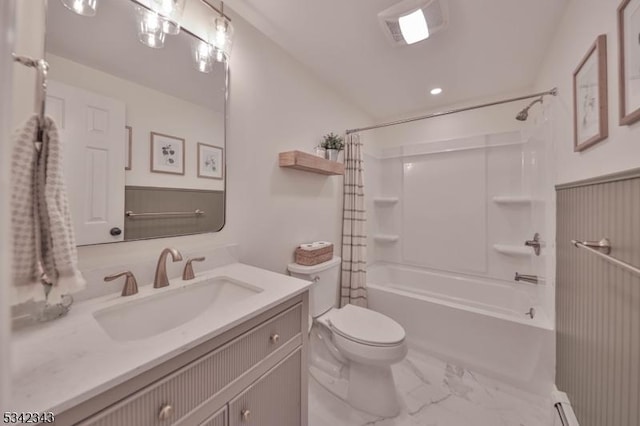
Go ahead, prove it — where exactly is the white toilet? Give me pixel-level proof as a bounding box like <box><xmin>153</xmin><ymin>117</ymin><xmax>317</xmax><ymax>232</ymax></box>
<box><xmin>288</xmin><ymin>256</ymin><xmax>407</xmax><ymax>417</ymax></box>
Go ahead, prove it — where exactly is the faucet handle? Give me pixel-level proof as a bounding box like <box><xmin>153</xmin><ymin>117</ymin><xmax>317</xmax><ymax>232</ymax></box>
<box><xmin>183</xmin><ymin>257</ymin><xmax>206</xmax><ymax>280</ymax></box>
<box><xmin>104</xmin><ymin>271</ymin><xmax>139</xmax><ymax>297</ymax></box>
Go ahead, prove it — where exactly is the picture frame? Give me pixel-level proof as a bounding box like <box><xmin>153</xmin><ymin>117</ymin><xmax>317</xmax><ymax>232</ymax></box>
<box><xmin>618</xmin><ymin>0</ymin><xmax>640</xmax><ymax>125</ymax></box>
<box><xmin>125</xmin><ymin>126</ymin><xmax>132</xmax><ymax>170</ymax></box>
<box><xmin>573</xmin><ymin>34</ymin><xmax>608</xmax><ymax>152</ymax></box>
<box><xmin>150</xmin><ymin>132</ymin><xmax>185</xmax><ymax>175</ymax></box>
<box><xmin>197</xmin><ymin>143</ymin><xmax>223</xmax><ymax>180</ymax></box>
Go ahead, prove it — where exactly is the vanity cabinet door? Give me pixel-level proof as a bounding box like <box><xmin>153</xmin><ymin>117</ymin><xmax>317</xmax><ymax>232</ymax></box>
<box><xmin>200</xmin><ymin>406</ymin><xmax>227</xmax><ymax>426</ymax></box>
<box><xmin>229</xmin><ymin>349</ymin><xmax>302</xmax><ymax>426</ymax></box>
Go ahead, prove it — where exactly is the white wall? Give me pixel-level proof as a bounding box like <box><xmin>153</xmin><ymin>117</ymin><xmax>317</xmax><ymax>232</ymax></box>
<box><xmin>227</xmin><ymin>10</ymin><xmax>373</xmax><ymax>273</ymax></box>
<box><xmin>47</xmin><ymin>54</ymin><xmax>225</xmax><ymax>191</ymax></box>
<box><xmin>0</xmin><ymin>0</ymin><xmax>16</xmax><ymax>413</ymax></box>
<box><xmin>535</xmin><ymin>0</ymin><xmax>640</xmax><ymax>184</ymax></box>
<box><xmin>371</xmin><ymin>92</ymin><xmax>531</xmax><ymax>150</ymax></box>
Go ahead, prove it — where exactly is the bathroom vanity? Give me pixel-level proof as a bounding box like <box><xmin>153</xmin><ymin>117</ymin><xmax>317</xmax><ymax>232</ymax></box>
<box><xmin>11</xmin><ymin>262</ymin><xmax>311</xmax><ymax>426</ymax></box>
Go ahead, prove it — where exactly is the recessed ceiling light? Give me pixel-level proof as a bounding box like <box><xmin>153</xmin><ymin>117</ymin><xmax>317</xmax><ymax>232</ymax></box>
<box><xmin>430</xmin><ymin>88</ymin><xmax>443</xmax><ymax>95</ymax></box>
<box><xmin>398</xmin><ymin>9</ymin><xmax>430</xmax><ymax>45</ymax></box>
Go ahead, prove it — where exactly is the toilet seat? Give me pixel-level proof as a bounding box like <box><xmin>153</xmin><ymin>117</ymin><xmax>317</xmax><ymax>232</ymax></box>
<box><xmin>318</xmin><ymin>305</ymin><xmax>405</xmax><ymax>347</ymax></box>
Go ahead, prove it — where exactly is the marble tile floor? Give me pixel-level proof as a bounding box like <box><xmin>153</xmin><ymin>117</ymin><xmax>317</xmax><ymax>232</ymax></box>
<box><xmin>309</xmin><ymin>349</ymin><xmax>556</xmax><ymax>426</ymax></box>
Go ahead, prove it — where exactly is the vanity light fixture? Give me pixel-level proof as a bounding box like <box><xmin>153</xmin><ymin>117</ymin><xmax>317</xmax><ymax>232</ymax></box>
<box><xmin>430</xmin><ymin>87</ymin><xmax>442</xmax><ymax>95</ymax></box>
<box><xmin>60</xmin><ymin>0</ymin><xmax>98</xmax><ymax>17</ymax></box>
<box><xmin>135</xmin><ymin>6</ymin><xmax>166</xmax><ymax>49</ymax></box>
<box><xmin>193</xmin><ymin>40</ymin><xmax>215</xmax><ymax>73</ymax></box>
<box><xmin>150</xmin><ymin>0</ymin><xmax>186</xmax><ymax>35</ymax></box>
<box><xmin>398</xmin><ymin>9</ymin><xmax>429</xmax><ymax>45</ymax></box>
<box><xmin>210</xmin><ymin>2</ymin><xmax>234</xmax><ymax>62</ymax></box>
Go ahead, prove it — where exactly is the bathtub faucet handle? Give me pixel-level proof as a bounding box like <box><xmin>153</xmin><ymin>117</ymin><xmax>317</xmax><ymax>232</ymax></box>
<box><xmin>524</xmin><ymin>233</ymin><xmax>542</xmax><ymax>256</ymax></box>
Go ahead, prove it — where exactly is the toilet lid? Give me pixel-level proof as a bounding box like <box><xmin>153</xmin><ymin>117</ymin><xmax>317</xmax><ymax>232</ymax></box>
<box><xmin>325</xmin><ymin>304</ymin><xmax>405</xmax><ymax>346</ymax></box>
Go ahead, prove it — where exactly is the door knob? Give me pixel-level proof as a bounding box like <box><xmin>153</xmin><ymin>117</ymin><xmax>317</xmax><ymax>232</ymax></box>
<box><xmin>110</xmin><ymin>227</ymin><xmax>122</xmax><ymax>236</ymax></box>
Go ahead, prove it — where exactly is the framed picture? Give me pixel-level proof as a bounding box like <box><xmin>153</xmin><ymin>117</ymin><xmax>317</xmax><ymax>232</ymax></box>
<box><xmin>618</xmin><ymin>0</ymin><xmax>640</xmax><ymax>125</ymax></box>
<box><xmin>573</xmin><ymin>34</ymin><xmax>608</xmax><ymax>152</ymax></box>
<box><xmin>197</xmin><ymin>143</ymin><xmax>223</xmax><ymax>180</ymax></box>
<box><xmin>125</xmin><ymin>126</ymin><xmax>132</xmax><ymax>170</ymax></box>
<box><xmin>150</xmin><ymin>132</ymin><xmax>185</xmax><ymax>175</ymax></box>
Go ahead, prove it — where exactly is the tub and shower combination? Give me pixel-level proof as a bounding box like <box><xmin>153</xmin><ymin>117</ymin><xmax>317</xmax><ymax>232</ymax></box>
<box><xmin>367</xmin><ymin>262</ymin><xmax>554</xmax><ymax>394</ymax></box>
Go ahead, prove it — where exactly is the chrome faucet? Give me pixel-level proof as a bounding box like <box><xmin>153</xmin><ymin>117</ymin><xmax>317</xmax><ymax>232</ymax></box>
<box><xmin>154</xmin><ymin>248</ymin><xmax>183</xmax><ymax>288</ymax></box>
<box><xmin>514</xmin><ymin>273</ymin><xmax>539</xmax><ymax>285</ymax></box>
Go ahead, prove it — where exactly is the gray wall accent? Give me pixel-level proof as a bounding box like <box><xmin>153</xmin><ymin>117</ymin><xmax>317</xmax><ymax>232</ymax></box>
<box><xmin>124</xmin><ymin>186</ymin><xmax>224</xmax><ymax>240</ymax></box>
<box><xmin>556</xmin><ymin>170</ymin><xmax>640</xmax><ymax>426</ymax></box>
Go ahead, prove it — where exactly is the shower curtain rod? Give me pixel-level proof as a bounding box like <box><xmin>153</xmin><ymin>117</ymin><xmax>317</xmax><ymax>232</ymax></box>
<box><xmin>345</xmin><ymin>87</ymin><xmax>558</xmax><ymax>135</ymax></box>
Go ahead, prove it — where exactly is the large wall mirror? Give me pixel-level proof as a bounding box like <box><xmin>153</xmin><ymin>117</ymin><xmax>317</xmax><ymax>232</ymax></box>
<box><xmin>44</xmin><ymin>0</ymin><xmax>227</xmax><ymax>245</ymax></box>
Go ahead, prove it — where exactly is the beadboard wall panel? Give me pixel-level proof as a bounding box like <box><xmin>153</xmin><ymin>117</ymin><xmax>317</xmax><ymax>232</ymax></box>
<box><xmin>556</xmin><ymin>169</ymin><xmax>640</xmax><ymax>426</ymax></box>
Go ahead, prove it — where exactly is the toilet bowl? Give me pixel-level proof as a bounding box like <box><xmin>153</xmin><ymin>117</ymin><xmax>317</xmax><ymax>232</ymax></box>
<box><xmin>288</xmin><ymin>256</ymin><xmax>407</xmax><ymax>417</ymax></box>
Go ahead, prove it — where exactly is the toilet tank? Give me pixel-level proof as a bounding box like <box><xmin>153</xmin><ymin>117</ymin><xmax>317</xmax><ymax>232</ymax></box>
<box><xmin>287</xmin><ymin>256</ymin><xmax>341</xmax><ymax>317</ymax></box>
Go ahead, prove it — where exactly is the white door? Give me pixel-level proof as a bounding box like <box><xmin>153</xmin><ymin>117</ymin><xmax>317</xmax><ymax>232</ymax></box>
<box><xmin>46</xmin><ymin>80</ymin><xmax>126</xmax><ymax>245</ymax></box>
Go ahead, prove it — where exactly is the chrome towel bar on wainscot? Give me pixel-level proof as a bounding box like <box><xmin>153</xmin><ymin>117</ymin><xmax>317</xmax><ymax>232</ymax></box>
<box><xmin>125</xmin><ymin>209</ymin><xmax>205</xmax><ymax>218</ymax></box>
<box><xmin>571</xmin><ymin>238</ymin><xmax>640</xmax><ymax>277</ymax></box>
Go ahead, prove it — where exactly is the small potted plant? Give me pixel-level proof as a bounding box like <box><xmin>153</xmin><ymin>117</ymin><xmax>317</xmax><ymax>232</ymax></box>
<box><xmin>320</xmin><ymin>132</ymin><xmax>344</xmax><ymax>161</ymax></box>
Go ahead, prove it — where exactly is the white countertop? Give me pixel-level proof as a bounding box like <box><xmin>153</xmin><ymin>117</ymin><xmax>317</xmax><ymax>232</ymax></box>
<box><xmin>10</xmin><ymin>262</ymin><xmax>312</xmax><ymax>414</ymax></box>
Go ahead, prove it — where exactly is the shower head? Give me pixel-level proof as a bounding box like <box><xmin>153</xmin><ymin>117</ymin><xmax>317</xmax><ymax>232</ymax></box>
<box><xmin>516</xmin><ymin>97</ymin><xmax>544</xmax><ymax>121</ymax></box>
<box><xmin>515</xmin><ymin>109</ymin><xmax>529</xmax><ymax>122</ymax></box>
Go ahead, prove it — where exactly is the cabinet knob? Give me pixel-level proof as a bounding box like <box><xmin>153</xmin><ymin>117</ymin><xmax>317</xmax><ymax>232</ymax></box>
<box><xmin>241</xmin><ymin>409</ymin><xmax>251</xmax><ymax>421</ymax></box>
<box><xmin>158</xmin><ymin>404</ymin><xmax>174</xmax><ymax>421</ymax></box>
<box><xmin>270</xmin><ymin>333</ymin><xmax>280</xmax><ymax>344</ymax></box>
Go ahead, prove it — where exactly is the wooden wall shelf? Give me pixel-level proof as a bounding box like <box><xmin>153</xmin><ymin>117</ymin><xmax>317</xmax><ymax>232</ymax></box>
<box><xmin>279</xmin><ymin>151</ymin><xmax>344</xmax><ymax>176</ymax></box>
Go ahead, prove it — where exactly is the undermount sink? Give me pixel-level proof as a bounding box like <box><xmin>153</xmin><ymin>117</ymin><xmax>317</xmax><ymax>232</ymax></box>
<box><xmin>93</xmin><ymin>277</ymin><xmax>262</xmax><ymax>341</ymax></box>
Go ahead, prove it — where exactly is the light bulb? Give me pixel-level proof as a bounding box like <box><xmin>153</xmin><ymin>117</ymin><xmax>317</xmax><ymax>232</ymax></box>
<box><xmin>60</xmin><ymin>0</ymin><xmax>98</xmax><ymax>17</ymax></box>
<box><xmin>210</xmin><ymin>15</ymin><xmax>234</xmax><ymax>61</ymax></box>
<box><xmin>193</xmin><ymin>40</ymin><xmax>214</xmax><ymax>73</ymax></box>
<box><xmin>150</xmin><ymin>0</ymin><xmax>186</xmax><ymax>35</ymax></box>
<box><xmin>136</xmin><ymin>6</ymin><xmax>166</xmax><ymax>49</ymax></box>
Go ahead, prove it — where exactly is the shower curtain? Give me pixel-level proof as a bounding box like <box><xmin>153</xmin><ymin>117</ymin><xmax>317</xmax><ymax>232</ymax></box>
<box><xmin>340</xmin><ymin>133</ymin><xmax>368</xmax><ymax>308</ymax></box>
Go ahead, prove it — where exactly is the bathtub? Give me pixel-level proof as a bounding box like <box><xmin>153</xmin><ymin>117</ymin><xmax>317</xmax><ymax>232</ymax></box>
<box><xmin>367</xmin><ymin>262</ymin><xmax>555</xmax><ymax>394</ymax></box>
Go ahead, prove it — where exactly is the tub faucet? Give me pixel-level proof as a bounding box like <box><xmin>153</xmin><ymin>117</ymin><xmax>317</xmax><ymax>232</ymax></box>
<box><xmin>524</xmin><ymin>233</ymin><xmax>542</xmax><ymax>256</ymax></box>
<box><xmin>154</xmin><ymin>248</ymin><xmax>183</xmax><ymax>288</ymax></box>
<box><xmin>514</xmin><ymin>273</ymin><xmax>538</xmax><ymax>284</ymax></box>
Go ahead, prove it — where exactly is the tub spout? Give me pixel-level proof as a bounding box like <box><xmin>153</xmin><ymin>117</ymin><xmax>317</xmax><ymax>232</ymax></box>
<box><xmin>515</xmin><ymin>273</ymin><xmax>538</xmax><ymax>284</ymax></box>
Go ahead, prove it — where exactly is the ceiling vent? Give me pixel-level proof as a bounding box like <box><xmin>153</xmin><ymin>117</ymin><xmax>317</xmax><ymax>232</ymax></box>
<box><xmin>378</xmin><ymin>0</ymin><xmax>448</xmax><ymax>47</ymax></box>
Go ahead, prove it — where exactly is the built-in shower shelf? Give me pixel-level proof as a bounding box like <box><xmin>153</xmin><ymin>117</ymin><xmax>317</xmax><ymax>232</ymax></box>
<box><xmin>373</xmin><ymin>197</ymin><xmax>399</xmax><ymax>205</ymax></box>
<box><xmin>374</xmin><ymin>234</ymin><xmax>400</xmax><ymax>243</ymax></box>
<box><xmin>278</xmin><ymin>151</ymin><xmax>344</xmax><ymax>175</ymax></box>
<box><xmin>492</xmin><ymin>244</ymin><xmax>532</xmax><ymax>256</ymax></box>
<box><xmin>492</xmin><ymin>196</ymin><xmax>533</xmax><ymax>205</ymax></box>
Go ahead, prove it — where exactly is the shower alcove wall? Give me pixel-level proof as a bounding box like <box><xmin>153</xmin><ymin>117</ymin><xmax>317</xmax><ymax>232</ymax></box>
<box><xmin>369</xmin><ymin>130</ymin><xmax>540</xmax><ymax>282</ymax></box>
<box><xmin>363</xmin><ymin>123</ymin><xmax>555</xmax><ymax>394</ymax></box>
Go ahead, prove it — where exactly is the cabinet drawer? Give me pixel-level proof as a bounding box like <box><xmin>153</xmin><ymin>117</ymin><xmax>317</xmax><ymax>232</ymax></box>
<box><xmin>79</xmin><ymin>303</ymin><xmax>302</xmax><ymax>426</ymax></box>
<box><xmin>199</xmin><ymin>406</ymin><xmax>227</xmax><ymax>426</ymax></box>
<box><xmin>229</xmin><ymin>349</ymin><xmax>302</xmax><ymax>426</ymax></box>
